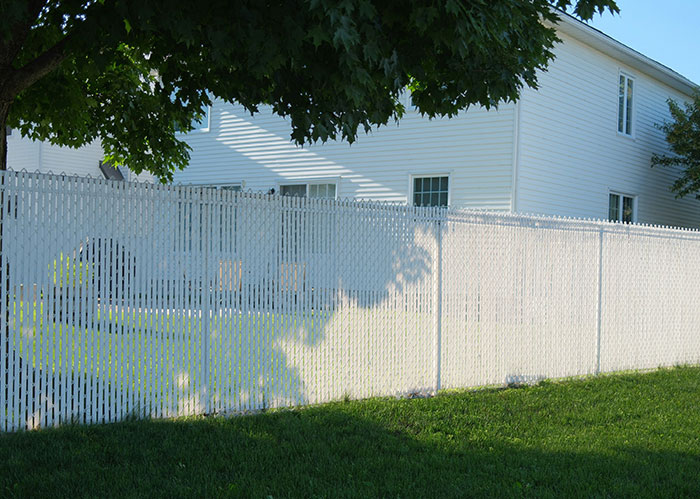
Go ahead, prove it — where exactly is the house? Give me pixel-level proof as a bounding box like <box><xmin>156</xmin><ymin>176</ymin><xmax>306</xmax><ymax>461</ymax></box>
<box><xmin>171</xmin><ymin>12</ymin><xmax>700</xmax><ymax>228</ymax></box>
<box><xmin>5</xmin><ymin>130</ymin><xmax>155</xmax><ymax>182</ymax></box>
<box><xmin>6</xmin><ymin>12</ymin><xmax>696</xmax><ymax>227</ymax></box>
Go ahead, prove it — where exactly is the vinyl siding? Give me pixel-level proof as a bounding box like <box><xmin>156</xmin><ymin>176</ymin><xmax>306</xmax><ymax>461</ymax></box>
<box><xmin>6</xmin><ymin>133</ymin><xmax>155</xmax><ymax>182</ymax></box>
<box><xmin>516</xmin><ymin>31</ymin><xmax>700</xmax><ymax>227</ymax></box>
<box><xmin>173</xmin><ymin>100</ymin><xmax>515</xmax><ymax>210</ymax></box>
<box><xmin>36</xmin><ymin>140</ymin><xmax>104</xmax><ymax>176</ymax></box>
<box><xmin>5</xmin><ymin>132</ymin><xmax>40</xmax><ymax>171</ymax></box>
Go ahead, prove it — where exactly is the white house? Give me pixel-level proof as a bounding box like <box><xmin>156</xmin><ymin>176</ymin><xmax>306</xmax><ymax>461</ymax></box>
<box><xmin>6</xmin><ymin>12</ymin><xmax>698</xmax><ymax>227</ymax></box>
<box><xmin>170</xmin><ymin>12</ymin><xmax>700</xmax><ymax>228</ymax></box>
<box><xmin>5</xmin><ymin>131</ymin><xmax>154</xmax><ymax>182</ymax></box>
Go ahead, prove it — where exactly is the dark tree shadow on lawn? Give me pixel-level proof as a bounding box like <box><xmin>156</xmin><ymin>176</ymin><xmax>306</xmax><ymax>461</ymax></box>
<box><xmin>1</xmin><ymin>400</ymin><xmax>699</xmax><ymax>498</ymax></box>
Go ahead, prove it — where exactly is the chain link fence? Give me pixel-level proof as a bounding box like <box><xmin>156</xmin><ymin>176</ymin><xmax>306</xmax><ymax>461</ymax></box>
<box><xmin>2</xmin><ymin>170</ymin><xmax>700</xmax><ymax>431</ymax></box>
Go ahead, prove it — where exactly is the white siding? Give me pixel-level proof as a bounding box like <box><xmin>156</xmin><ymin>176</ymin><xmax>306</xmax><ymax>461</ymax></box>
<box><xmin>5</xmin><ymin>132</ymin><xmax>40</xmax><ymax>171</ymax></box>
<box><xmin>516</xmin><ymin>32</ymin><xmax>700</xmax><ymax>227</ymax></box>
<box><xmin>6</xmin><ymin>133</ymin><xmax>155</xmax><ymax>182</ymax></box>
<box><xmin>36</xmin><ymin>140</ymin><xmax>104</xmax><ymax>176</ymax></box>
<box><xmin>173</xmin><ymin>99</ymin><xmax>515</xmax><ymax>210</ymax></box>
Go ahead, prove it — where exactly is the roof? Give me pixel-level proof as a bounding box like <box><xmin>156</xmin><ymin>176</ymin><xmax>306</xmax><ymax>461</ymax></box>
<box><xmin>551</xmin><ymin>11</ymin><xmax>698</xmax><ymax>96</ymax></box>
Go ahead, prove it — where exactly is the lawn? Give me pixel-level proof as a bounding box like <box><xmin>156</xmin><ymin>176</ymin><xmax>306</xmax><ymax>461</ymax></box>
<box><xmin>2</xmin><ymin>367</ymin><xmax>700</xmax><ymax>497</ymax></box>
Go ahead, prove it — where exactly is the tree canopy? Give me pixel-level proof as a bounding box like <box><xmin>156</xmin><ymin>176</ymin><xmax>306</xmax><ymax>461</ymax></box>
<box><xmin>652</xmin><ymin>93</ymin><xmax>700</xmax><ymax>198</ymax></box>
<box><xmin>0</xmin><ymin>0</ymin><xmax>618</xmax><ymax>180</ymax></box>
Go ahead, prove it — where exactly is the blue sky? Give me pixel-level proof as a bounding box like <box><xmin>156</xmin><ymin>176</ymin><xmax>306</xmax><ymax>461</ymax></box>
<box><xmin>585</xmin><ymin>0</ymin><xmax>700</xmax><ymax>83</ymax></box>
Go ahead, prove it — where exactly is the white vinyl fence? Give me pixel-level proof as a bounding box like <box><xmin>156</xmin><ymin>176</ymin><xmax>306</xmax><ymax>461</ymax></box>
<box><xmin>2</xmin><ymin>170</ymin><xmax>700</xmax><ymax>431</ymax></box>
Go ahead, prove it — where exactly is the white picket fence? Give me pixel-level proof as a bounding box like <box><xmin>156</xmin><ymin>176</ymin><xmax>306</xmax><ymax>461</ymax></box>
<box><xmin>2</xmin><ymin>170</ymin><xmax>700</xmax><ymax>431</ymax></box>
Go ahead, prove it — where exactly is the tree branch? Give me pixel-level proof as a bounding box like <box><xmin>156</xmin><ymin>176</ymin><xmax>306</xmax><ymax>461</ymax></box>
<box><xmin>0</xmin><ymin>0</ymin><xmax>49</xmax><ymax>66</ymax></box>
<box><xmin>1</xmin><ymin>33</ymin><xmax>73</xmax><ymax>100</ymax></box>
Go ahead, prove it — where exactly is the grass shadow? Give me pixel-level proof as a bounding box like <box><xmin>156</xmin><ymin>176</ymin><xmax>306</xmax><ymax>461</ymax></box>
<box><xmin>3</xmin><ymin>368</ymin><xmax>700</xmax><ymax>497</ymax></box>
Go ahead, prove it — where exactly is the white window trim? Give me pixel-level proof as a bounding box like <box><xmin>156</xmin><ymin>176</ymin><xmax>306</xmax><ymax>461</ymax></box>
<box><xmin>617</xmin><ymin>71</ymin><xmax>636</xmax><ymax>139</ymax></box>
<box><xmin>399</xmin><ymin>88</ymin><xmax>417</xmax><ymax>112</ymax></box>
<box><xmin>277</xmin><ymin>179</ymin><xmax>339</xmax><ymax>199</ymax></box>
<box><xmin>202</xmin><ymin>182</ymin><xmax>243</xmax><ymax>190</ymax></box>
<box><xmin>408</xmin><ymin>173</ymin><xmax>452</xmax><ymax>207</ymax></box>
<box><xmin>198</xmin><ymin>106</ymin><xmax>211</xmax><ymax>133</ymax></box>
<box><xmin>609</xmin><ymin>190</ymin><xmax>637</xmax><ymax>223</ymax></box>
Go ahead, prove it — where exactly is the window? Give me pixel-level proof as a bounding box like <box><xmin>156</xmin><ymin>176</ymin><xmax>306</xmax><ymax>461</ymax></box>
<box><xmin>308</xmin><ymin>183</ymin><xmax>335</xmax><ymax>199</ymax></box>
<box><xmin>280</xmin><ymin>183</ymin><xmax>336</xmax><ymax>199</ymax></box>
<box><xmin>5</xmin><ymin>126</ymin><xmax>11</xmax><ymax>136</ymax></box>
<box><xmin>618</xmin><ymin>74</ymin><xmax>634</xmax><ymax>136</ymax></box>
<box><xmin>280</xmin><ymin>184</ymin><xmax>306</xmax><ymax>197</ymax></box>
<box><xmin>412</xmin><ymin>176</ymin><xmax>449</xmax><ymax>207</ymax></box>
<box><xmin>399</xmin><ymin>88</ymin><xmax>417</xmax><ymax>111</ymax></box>
<box><xmin>608</xmin><ymin>192</ymin><xmax>635</xmax><ymax>223</ymax></box>
<box><xmin>205</xmin><ymin>183</ymin><xmax>241</xmax><ymax>192</ymax></box>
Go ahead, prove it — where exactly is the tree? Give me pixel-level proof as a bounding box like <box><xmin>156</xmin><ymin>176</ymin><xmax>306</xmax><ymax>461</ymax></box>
<box><xmin>652</xmin><ymin>93</ymin><xmax>700</xmax><ymax>198</ymax></box>
<box><xmin>0</xmin><ymin>0</ymin><xmax>618</xmax><ymax>180</ymax></box>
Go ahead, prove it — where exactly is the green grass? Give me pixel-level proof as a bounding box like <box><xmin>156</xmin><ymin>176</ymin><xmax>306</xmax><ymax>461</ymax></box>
<box><xmin>2</xmin><ymin>367</ymin><xmax>700</xmax><ymax>497</ymax></box>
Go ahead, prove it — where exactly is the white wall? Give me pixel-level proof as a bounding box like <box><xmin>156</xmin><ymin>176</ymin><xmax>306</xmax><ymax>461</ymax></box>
<box><xmin>173</xmin><ymin>99</ymin><xmax>516</xmax><ymax>211</ymax></box>
<box><xmin>515</xmin><ymin>31</ymin><xmax>700</xmax><ymax>227</ymax></box>
<box><xmin>5</xmin><ymin>131</ymin><xmax>40</xmax><ymax>171</ymax></box>
<box><xmin>6</xmin><ymin>132</ymin><xmax>155</xmax><ymax>182</ymax></box>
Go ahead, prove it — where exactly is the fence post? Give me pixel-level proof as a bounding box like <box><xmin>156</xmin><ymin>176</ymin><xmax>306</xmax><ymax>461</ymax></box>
<box><xmin>595</xmin><ymin>228</ymin><xmax>604</xmax><ymax>375</ymax></box>
<box><xmin>201</xmin><ymin>188</ymin><xmax>211</xmax><ymax>414</ymax></box>
<box><xmin>434</xmin><ymin>212</ymin><xmax>443</xmax><ymax>393</ymax></box>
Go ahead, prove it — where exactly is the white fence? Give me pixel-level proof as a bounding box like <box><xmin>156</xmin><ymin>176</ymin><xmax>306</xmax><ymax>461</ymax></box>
<box><xmin>2</xmin><ymin>170</ymin><xmax>700</xmax><ymax>431</ymax></box>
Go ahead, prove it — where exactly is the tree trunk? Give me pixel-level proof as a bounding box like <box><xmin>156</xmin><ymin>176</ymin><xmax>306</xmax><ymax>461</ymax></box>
<box><xmin>0</xmin><ymin>101</ymin><xmax>9</xmax><ymax>171</ymax></box>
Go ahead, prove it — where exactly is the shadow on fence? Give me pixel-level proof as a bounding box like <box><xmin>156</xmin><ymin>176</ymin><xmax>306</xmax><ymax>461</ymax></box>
<box><xmin>2</xmin><ymin>203</ymin><xmax>438</xmax><ymax>429</ymax></box>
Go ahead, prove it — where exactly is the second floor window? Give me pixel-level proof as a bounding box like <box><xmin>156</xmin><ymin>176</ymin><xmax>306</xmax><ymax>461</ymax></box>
<box><xmin>618</xmin><ymin>74</ymin><xmax>634</xmax><ymax>136</ymax></box>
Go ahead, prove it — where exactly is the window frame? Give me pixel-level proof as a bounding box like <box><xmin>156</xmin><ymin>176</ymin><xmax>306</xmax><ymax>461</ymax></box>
<box><xmin>399</xmin><ymin>88</ymin><xmax>418</xmax><ymax>113</ymax></box>
<box><xmin>277</xmin><ymin>179</ymin><xmax>339</xmax><ymax>199</ymax></box>
<box><xmin>409</xmin><ymin>173</ymin><xmax>451</xmax><ymax>208</ymax></box>
<box><xmin>617</xmin><ymin>72</ymin><xmax>635</xmax><ymax>138</ymax></box>
<box><xmin>202</xmin><ymin>182</ymin><xmax>243</xmax><ymax>191</ymax></box>
<box><xmin>608</xmin><ymin>190</ymin><xmax>637</xmax><ymax>223</ymax></box>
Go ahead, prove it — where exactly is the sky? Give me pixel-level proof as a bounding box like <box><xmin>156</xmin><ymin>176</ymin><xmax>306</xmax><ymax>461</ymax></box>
<box><xmin>585</xmin><ymin>0</ymin><xmax>700</xmax><ymax>84</ymax></box>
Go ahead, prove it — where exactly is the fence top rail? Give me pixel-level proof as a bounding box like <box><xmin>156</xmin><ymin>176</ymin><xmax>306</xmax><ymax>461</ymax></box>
<box><xmin>3</xmin><ymin>168</ymin><xmax>700</xmax><ymax>240</ymax></box>
<box><xmin>444</xmin><ymin>210</ymin><xmax>700</xmax><ymax>240</ymax></box>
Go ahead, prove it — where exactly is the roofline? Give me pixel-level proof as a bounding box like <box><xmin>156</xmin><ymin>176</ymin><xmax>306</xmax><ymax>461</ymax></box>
<box><xmin>550</xmin><ymin>10</ymin><xmax>698</xmax><ymax>97</ymax></box>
